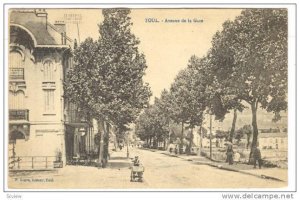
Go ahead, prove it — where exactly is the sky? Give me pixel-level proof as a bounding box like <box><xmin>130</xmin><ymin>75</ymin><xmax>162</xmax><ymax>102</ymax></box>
<box><xmin>47</xmin><ymin>8</ymin><xmax>242</xmax><ymax>101</ymax></box>
<box><xmin>47</xmin><ymin>8</ymin><xmax>287</xmax><ymax>130</ymax></box>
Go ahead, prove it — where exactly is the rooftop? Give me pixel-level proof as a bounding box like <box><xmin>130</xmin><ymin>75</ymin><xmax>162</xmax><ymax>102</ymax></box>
<box><xmin>10</xmin><ymin>9</ymin><xmax>71</xmax><ymax>47</ymax></box>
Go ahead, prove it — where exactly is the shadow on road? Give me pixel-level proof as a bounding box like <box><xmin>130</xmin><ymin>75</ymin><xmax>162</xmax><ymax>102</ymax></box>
<box><xmin>109</xmin><ymin>156</ymin><xmax>129</xmax><ymax>160</ymax></box>
<box><xmin>107</xmin><ymin>161</ymin><xmax>131</xmax><ymax>169</ymax></box>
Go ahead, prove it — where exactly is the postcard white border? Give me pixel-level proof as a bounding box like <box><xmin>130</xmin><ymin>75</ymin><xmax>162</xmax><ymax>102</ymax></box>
<box><xmin>0</xmin><ymin>0</ymin><xmax>298</xmax><ymax>199</ymax></box>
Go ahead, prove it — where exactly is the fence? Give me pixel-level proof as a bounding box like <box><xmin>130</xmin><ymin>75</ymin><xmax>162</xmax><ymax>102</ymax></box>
<box><xmin>9</xmin><ymin>156</ymin><xmax>57</xmax><ymax>170</ymax></box>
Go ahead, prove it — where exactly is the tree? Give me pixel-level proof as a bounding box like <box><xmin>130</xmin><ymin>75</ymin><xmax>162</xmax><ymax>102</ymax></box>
<box><xmin>155</xmin><ymin>89</ymin><xmax>175</xmax><ymax>146</ymax></box>
<box><xmin>210</xmin><ymin>9</ymin><xmax>287</xmax><ymax>157</ymax></box>
<box><xmin>65</xmin><ymin>8</ymin><xmax>151</xmax><ymax>167</ymax></box>
<box><xmin>235</xmin><ymin>125</ymin><xmax>252</xmax><ymax>148</ymax></box>
<box><xmin>168</xmin><ymin>56</ymin><xmax>212</xmax><ymax>154</ymax></box>
<box><xmin>135</xmin><ymin>99</ymin><xmax>170</xmax><ymax>149</ymax></box>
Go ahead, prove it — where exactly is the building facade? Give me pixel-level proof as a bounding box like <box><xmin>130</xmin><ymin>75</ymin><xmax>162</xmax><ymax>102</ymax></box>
<box><xmin>8</xmin><ymin>9</ymin><xmax>74</xmax><ymax>169</ymax></box>
<box><xmin>258</xmin><ymin>132</ymin><xmax>288</xmax><ymax>150</ymax></box>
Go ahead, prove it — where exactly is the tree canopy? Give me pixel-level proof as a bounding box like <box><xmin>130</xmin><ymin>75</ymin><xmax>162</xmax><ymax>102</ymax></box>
<box><xmin>65</xmin><ymin>8</ymin><xmax>151</xmax><ymax>166</ymax></box>
<box><xmin>210</xmin><ymin>9</ymin><xmax>287</xmax><ymax>149</ymax></box>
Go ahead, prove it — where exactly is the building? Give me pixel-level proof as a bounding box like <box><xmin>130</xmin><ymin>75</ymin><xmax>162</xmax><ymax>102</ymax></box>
<box><xmin>8</xmin><ymin>9</ymin><xmax>95</xmax><ymax>169</ymax></box>
<box><xmin>258</xmin><ymin>132</ymin><xmax>288</xmax><ymax>150</ymax></box>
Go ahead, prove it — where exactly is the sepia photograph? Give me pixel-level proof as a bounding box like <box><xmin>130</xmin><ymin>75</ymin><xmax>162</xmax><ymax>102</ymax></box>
<box><xmin>2</xmin><ymin>2</ymin><xmax>297</xmax><ymax>196</ymax></box>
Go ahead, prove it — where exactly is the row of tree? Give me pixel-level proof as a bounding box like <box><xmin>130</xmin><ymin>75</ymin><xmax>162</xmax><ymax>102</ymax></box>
<box><xmin>136</xmin><ymin>9</ymin><xmax>287</xmax><ymax>157</ymax></box>
<box><xmin>65</xmin><ymin>9</ymin><xmax>151</xmax><ymax>167</ymax></box>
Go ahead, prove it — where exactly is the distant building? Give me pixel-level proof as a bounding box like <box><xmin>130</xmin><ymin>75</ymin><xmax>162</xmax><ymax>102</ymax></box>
<box><xmin>258</xmin><ymin>132</ymin><xmax>288</xmax><ymax>150</ymax></box>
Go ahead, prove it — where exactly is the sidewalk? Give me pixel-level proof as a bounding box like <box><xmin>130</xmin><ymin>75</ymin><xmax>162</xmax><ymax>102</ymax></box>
<box><xmin>107</xmin><ymin>150</ymin><xmax>132</xmax><ymax>170</ymax></box>
<box><xmin>144</xmin><ymin>148</ymin><xmax>287</xmax><ymax>182</ymax></box>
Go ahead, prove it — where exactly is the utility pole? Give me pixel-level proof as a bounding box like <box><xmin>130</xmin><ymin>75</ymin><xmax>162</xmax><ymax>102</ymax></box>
<box><xmin>76</xmin><ymin>22</ymin><xmax>81</xmax><ymax>44</ymax></box>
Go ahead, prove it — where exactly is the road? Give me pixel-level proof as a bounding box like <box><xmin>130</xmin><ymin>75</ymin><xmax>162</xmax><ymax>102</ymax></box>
<box><xmin>132</xmin><ymin>148</ymin><xmax>286</xmax><ymax>188</ymax></box>
<box><xmin>8</xmin><ymin>148</ymin><xmax>286</xmax><ymax>189</ymax></box>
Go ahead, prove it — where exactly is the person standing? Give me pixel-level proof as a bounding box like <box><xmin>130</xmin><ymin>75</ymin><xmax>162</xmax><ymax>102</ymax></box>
<box><xmin>253</xmin><ymin>145</ymin><xmax>262</xmax><ymax>169</ymax></box>
<box><xmin>233</xmin><ymin>151</ymin><xmax>241</xmax><ymax>165</ymax></box>
<box><xmin>175</xmin><ymin>145</ymin><xmax>178</xmax><ymax>155</ymax></box>
<box><xmin>226</xmin><ymin>145</ymin><xmax>234</xmax><ymax>165</ymax></box>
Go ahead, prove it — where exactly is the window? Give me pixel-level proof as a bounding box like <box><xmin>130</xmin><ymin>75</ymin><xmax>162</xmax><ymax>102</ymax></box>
<box><xmin>9</xmin><ymin>51</ymin><xmax>23</xmax><ymax>68</ymax></box>
<box><xmin>42</xmin><ymin>60</ymin><xmax>56</xmax><ymax>114</ymax></box>
<box><xmin>43</xmin><ymin>60</ymin><xmax>55</xmax><ymax>81</ymax></box>
<box><xmin>44</xmin><ymin>89</ymin><xmax>55</xmax><ymax>113</ymax></box>
<box><xmin>9</xmin><ymin>51</ymin><xmax>24</xmax><ymax>80</ymax></box>
<box><xmin>269</xmin><ymin>138</ymin><xmax>273</xmax><ymax>143</ymax></box>
<box><xmin>9</xmin><ymin>91</ymin><xmax>25</xmax><ymax>109</ymax></box>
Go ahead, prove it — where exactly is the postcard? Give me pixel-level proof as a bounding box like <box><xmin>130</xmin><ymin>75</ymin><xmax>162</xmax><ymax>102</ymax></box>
<box><xmin>2</xmin><ymin>3</ymin><xmax>297</xmax><ymax>198</ymax></box>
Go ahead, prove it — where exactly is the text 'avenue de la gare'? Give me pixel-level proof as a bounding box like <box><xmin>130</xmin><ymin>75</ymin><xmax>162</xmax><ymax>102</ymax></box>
<box><xmin>145</xmin><ymin>18</ymin><xmax>204</xmax><ymax>23</ymax></box>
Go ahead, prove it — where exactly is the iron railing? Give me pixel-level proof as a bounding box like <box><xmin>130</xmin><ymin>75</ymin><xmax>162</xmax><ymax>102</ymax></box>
<box><xmin>9</xmin><ymin>156</ymin><xmax>57</xmax><ymax>170</ymax></box>
<box><xmin>9</xmin><ymin>68</ymin><xmax>24</xmax><ymax>80</ymax></box>
<box><xmin>9</xmin><ymin>109</ymin><xmax>29</xmax><ymax>121</ymax></box>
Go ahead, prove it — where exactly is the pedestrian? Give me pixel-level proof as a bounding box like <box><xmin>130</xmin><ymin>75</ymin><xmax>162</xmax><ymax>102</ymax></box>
<box><xmin>133</xmin><ymin>156</ymin><xmax>140</xmax><ymax>166</ymax></box>
<box><xmin>233</xmin><ymin>151</ymin><xmax>240</xmax><ymax>165</ymax></box>
<box><xmin>169</xmin><ymin>145</ymin><xmax>173</xmax><ymax>154</ymax></box>
<box><xmin>253</xmin><ymin>145</ymin><xmax>262</xmax><ymax>169</ymax></box>
<box><xmin>226</xmin><ymin>145</ymin><xmax>234</xmax><ymax>165</ymax></box>
<box><xmin>175</xmin><ymin>145</ymin><xmax>178</xmax><ymax>155</ymax></box>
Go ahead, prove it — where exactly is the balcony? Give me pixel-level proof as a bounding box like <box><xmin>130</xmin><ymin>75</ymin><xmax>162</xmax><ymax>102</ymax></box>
<box><xmin>9</xmin><ymin>68</ymin><xmax>24</xmax><ymax>80</ymax></box>
<box><xmin>9</xmin><ymin>109</ymin><xmax>29</xmax><ymax>121</ymax></box>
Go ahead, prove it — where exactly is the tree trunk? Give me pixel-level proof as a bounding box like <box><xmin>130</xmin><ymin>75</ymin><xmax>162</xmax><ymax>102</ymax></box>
<box><xmin>180</xmin><ymin>122</ymin><xmax>184</xmax><ymax>154</ymax></box>
<box><xmin>209</xmin><ymin>113</ymin><xmax>212</xmax><ymax>159</ymax></box>
<box><xmin>229</xmin><ymin>109</ymin><xmax>237</xmax><ymax>143</ymax></box>
<box><xmin>199</xmin><ymin>121</ymin><xmax>203</xmax><ymax>156</ymax></box>
<box><xmin>153</xmin><ymin>135</ymin><xmax>157</xmax><ymax>148</ymax></box>
<box><xmin>246</xmin><ymin>134</ymin><xmax>251</xmax><ymax>149</ymax></box>
<box><xmin>249</xmin><ymin>101</ymin><xmax>259</xmax><ymax>163</ymax></box>
<box><xmin>102</xmin><ymin>122</ymin><xmax>110</xmax><ymax>167</ymax></box>
<box><xmin>168</xmin><ymin>122</ymin><xmax>171</xmax><ymax>147</ymax></box>
<box><xmin>97</xmin><ymin>119</ymin><xmax>105</xmax><ymax>168</ymax></box>
<box><xmin>187</xmin><ymin>128</ymin><xmax>193</xmax><ymax>155</ymax></box>
<box><xmin>113</xmin><ymin>130</ymin><xmax>118</xmax><ymax>151</ymax></box>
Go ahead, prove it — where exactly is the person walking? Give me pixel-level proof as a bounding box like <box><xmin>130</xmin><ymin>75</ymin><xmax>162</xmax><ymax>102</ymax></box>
<box><xmin>253</xmin><ymin>145</ymin><xmax>262</xmax><ymax>169</ymax></box>
<box><xmin>226</xmin><ymin>145</ymin><xmax>234</xmax><ymax>165</ymax></box>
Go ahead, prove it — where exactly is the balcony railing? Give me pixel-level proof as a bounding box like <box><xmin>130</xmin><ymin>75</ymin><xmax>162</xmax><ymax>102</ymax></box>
<box><xmin>9</xmin><ymin>68</ymin><xmax>24</xmax><ymax>80</ymax></box>
<box><xmin>9</xmin><ymin>109</ymin><xmax>29</xmax><ymax>121</ymax></box>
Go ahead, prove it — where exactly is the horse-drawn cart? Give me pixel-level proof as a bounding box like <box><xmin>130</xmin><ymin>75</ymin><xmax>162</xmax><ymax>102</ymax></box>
<box><xmin>130</xmin><ymin>165</ymin><xmax>144</xmax><ymax>182</ymax></box>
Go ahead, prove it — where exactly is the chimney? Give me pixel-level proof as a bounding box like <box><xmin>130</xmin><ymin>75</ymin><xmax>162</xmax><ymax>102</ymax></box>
<box><xmin>54</xmin><ymin>20</ymin><xmax>66</xmax><ymax>34</ymax></box>
<box><xmin>34</xmin><ymin>9</ymin><xmax>48</xmax><ymax>27</ymax></box>
<box><xmin>35</xmin><ymin>8</ymin><xmax>47</xmax><ymax>17</ymax></box>
<box><xmin>54</xmin><ymin>21</ymin><xmax>66</xmax><ymax>45</ymax></box>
